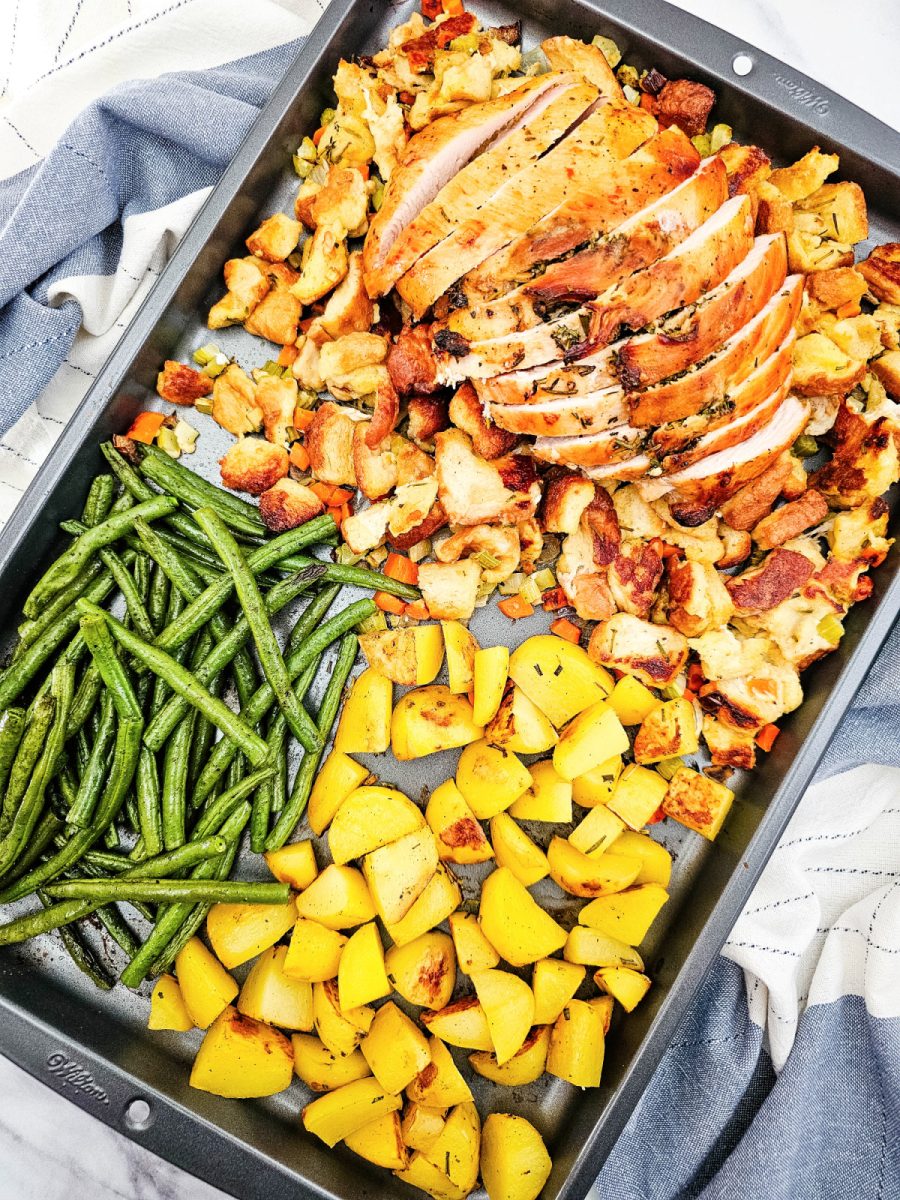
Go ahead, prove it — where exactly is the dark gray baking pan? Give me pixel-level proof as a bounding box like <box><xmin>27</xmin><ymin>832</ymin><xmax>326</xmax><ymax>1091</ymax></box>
<box><xmin>0</xmin><ymin>1</ymin><xmax>898</xmax><ymax>1198</ymax></box>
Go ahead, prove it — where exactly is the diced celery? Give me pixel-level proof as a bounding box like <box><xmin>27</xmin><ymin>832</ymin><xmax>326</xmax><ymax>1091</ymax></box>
<box><xmin>319</xmin><ymin>107</ymin><xmax>336</xmax><ymax>127</ymax></box>
<box><xmin>518</xmin><ymin>575</ymin><xmax>542</xmax><ymax>605</ymax></box>
<box><xmin>408</xmin><ymin>538</ymin><xmax>432</xmax><ymax>563</ymax></box>
<box><xmin>192</xmin><ymin>343</ymin><xmax>220</xmax><ymax>367</ymax></box>
<box><xmin>616</xmin><ymin>63</ymin><xmax>639</xmax><ymax>89</ymax></box>
<box><xmin>591</xmin><ymin>34</ymin><xmax>621</xmax><ymax>68</ymax></box>
<box><xmin>367</xmin><ymin>545</ymin><xmax>388</xmax><ymax>567</ymax></box>
<box><xmin>156</xmin><ymin>427</ymin><xmax>181</xmax><ymax>459</ymax></box>
<box><xmin>532</xmin><ymin>566</ymin><xmax>556</xmax><ymax>592</ymax></box>
<box><xmin>357</xmin><ymin>611</ymin><xmax>388</xmax><ymax>635</ymax></box>
<box><xmin>498</xmin><ymin>571</ymin><xmax>525</xmax><ymax>596</ymax></box>
<box><xmin>449</xmin><ymin>33</ymin><xmax>480</xmax><ymax>53</ymax></box>
<box><xmin>792</xmin><ymin>435</ymin><xmax>819</xmax><ymax>458</ymax></box>
<box><xmin>296</xmin><ymin>388</ymin><xmax>319</xmax><ymax>409</ymax></box>
<box><xmin>203</xmin><ymin>354</ymin><xmax>229</xmax><ymax>380</ymax></box>
<box><xmin>622</xmin><ymin>84</ymin><xmax>641</xmax><ymax>105</ymax></box>
<box><xmin>293</xmin><ymin>155</ymin><xmax>314</xmax><ymax>179</ymax></box>
<box><xmin>297</xmin><ymin>136</ymin><xmax>318</xmax><ymax>163</ymax></box>
<box><xmin>817</xmin><ymin>614</ymin><xmax>844</xmax><ymax>645</ymax></box>
<box><xmin>173</xmin><ymin>419</ymin><xmax>199</xmax><ymax>455</ymax></box>
<box><xmin>195</xmin><ymin>396</ymin><xmax>214</xmax><ymax>416</ymax></box>
<box><xmin>473</xmin><ymin>549</ymin><xmax>500</xmax><ymax>571</ymax></box>
<box><xmin>709</xmin><ymin>123</ymin><xmax>733</xmax><ymax>153</ymax></box>
<box><xmin>660</xmin><ymin>683</ymin><xmax>682</xmax><ymax>701</ymax></box>
<box><xmin>336</xmin><ymin>544</ymin><xmax>363</xmax><ymax>566</ymax></box>
<box><xmin>261</xmin><ymin>360</ymin><xmax>283</xmax><ymax>376</ymax></box>
<box><xmin>691</xmin><ymin>133</ymin><xmax>712</xmax><ymax>157</ymax></box>
<box><xmin>655</xmin><ymin>757</ymin><xmax>683</xmax><ymax>781</ymax></box>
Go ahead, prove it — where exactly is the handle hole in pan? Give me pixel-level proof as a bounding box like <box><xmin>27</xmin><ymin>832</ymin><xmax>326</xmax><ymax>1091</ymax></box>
<box><xmin>732</xmin><ymin>52</ymin><xmax>755</xmax><ymax>77</ymax></box>
<box><xmin>123</xmin><ymin>1096</ymin><xmax>154</xmax><ymax>1132</ymax></box>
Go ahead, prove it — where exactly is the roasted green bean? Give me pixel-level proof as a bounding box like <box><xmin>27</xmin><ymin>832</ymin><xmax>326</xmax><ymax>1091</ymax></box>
<box><xmin>47</xmin><ymin>879</ymin><xmax>290</xmax><ymax>903</ymax></box>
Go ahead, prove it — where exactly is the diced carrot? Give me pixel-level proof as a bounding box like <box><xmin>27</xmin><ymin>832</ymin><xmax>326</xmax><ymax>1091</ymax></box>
<box><xmin>541</xmin><ymin>586</ymin><xmax>569</xmax><ymax>612</ymax></box>
<box><xmin>310</xmin><ymin>481</ymin><xmax>336</xmax><ymax>504</ymax></box>
<box><xmin>328</xmin><ymin>487</ymin><xmax>355</xmax><ymax>506</ymax></box>
<box><xmin>686</xmin><ymin>662</ymin><xmax>705</xmax><ymax>693</ymax></box>
<box><xmin>299</xmin><ymin>316</ymin><xmax>317</xmax><ymax>335</ymax></box>
<box><xmin>498</xmin><ymin>595</ymin><xmax>534</xmax><ymax>620</ymax></box>
<box><xmin>126</xmin><ymin>411</ymin><xmax>166</xmax><ymax>444</ymax></box>
<box><xmin>404</xmin><ymin>599</ymin><xmax>430</xmax><ymax>620</ymax></box>
<box><xmin>755</xmin><ymin>724</ymin><xmax>780</xmax><ymax>753</ymax></box>
<box><xmin>398</xmin><ymin>90</ymin><xmax>416</xmax><ymax>106</ymax></box>
<box><xmin>698</xmin><ymin>682</ymin><xmax>718</xmax><ymax>698</ymax></box>
<box><xmin>326</xmin><ymin>505</ymin><xmax>343</xmax><ymax>528</ymax></box>
<box><xmin>312</xmin><ymin>127</ymin><xmax>325</xmax><ymax>147</ymax></box>
<box><xmin>356</xmin><ymin>163</ymin><xmax>370</xmax><ymax>182</ymax></box>
<box><xmin>293</xmin><ymin>408</ymin><xmax>316</xmax><ymax>431</ymax></box>
<box><xmin>289</xmin><ymin>442</ymin><xmax>310</xmax><ymax>471</ymax></box>
<box><xmin>549</xmin><ymin>617</ymin><xmax>581</xmax><ymax>645</ymax></box>
<box><xmin>384</xmin><ymin>552</ymin><xmax>418</xmax><ymax>586</ymax></box>
<box><xmin>339</xmin><ymin>501</ymin><xmax>352</xmax><ymax>524</ymax></box>
<box><xmin>442</xmin><ymin>0</ymin><xmax>464</xmax><ymax>12</ymax></box>
<box><xmin>646</xmin><ymin>806</ymin><xmax>666</xmax><ymax>825</ymax></box>
<box><xmin>640</xmin><ymin>93</ymin><xmax>656</xmax><ymax>112</ymax></box>
<box><xmin>836</xmin><ymin>301</ymin><xmax>861</xmax><ymax>319</ymax></box>
<box><xmin>278</xmin><ymin>344</ymin><xmax>299</xmax><ymax>367</ymax></box>
<box><xmin>375</xmin><ymin>591</ymin><xmax>406</xmax><ymax>615</ymax></box>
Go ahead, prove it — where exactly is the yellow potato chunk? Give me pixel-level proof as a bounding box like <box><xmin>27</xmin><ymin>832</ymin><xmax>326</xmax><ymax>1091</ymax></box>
<box><xmin>455</xmin><ymin>739</ymin><xmax>531</xmax><ymax>819</ymax></box>
<box><xmin>363</xmin><ymin>827</ymin><xmax>440</xmax><ymax>925</ymax></box>
<box><xmin>407</xmin><ymin>1037</ymin><xmax>473</xmax><ymax>1107</ymax></box>
<box><xmin>633</xmin><ymin>697</ymin><xmax>699</xmax><ymax>764</ymax></box>
<box><xmin>303</xmin><ymin>1077</ymin><xmax>402</xmax><ymax>1148</ymax></box>
<box><xmin>564</xmin><ymin>926</ymin><xmax>645</xmax><ymax>970</ymax></box>
<box><xmin>607</xmin><ymin>764</ymin><xmax>669</xmax><ymax>830</ymax></box>
<box><xmin>205</xmin><ymin>900</ymin><xmax>297</xmax><ymax>970</ymax></box>
<box><xmin>361</xmin><ymin>1000</ymin><xmax>432</xmax><ymax>1093</ymax></box>
<box><xmin>385</xmin><ymin>931</ymin><xmax>456</xmax><ymax>1009</ymax></box>
<box><xmin>345</xmin><ymin>1110</ymin><xmax>409</xmax><ymax>1171</ymax></box>
<box><xmin>190</xmin><ymin>1007</ymin><xmax>293</xmax><ymax>1098</ymax></box>
<box><xmin>421</xmin><ymin>996</ymin><xmax>493</xmax><ymax>1051</ymax></box>
<box><xmin>175</xmin><ymin>937</ymin><xmax>237</xmax><ymax>1030</ymax></box>
<box><xmin>237</xmin><ymin>945</ymin><xmax>313</xmax><ymax>1030</ymax></box>
<box><xmin>509</xmin><ymin>758</ymin><xmax>572</xmax><ymax>823</ymax></box>
<box><xmin>608</xmin><ymin>674</ymin><xmax>662</xmax><ymax>725</ymax></box>
<box><xmin>338</xmin><ymin>921</ymin><xmax>390</xmax><ymax>1011</ymax></box>
<box><xmin>608</xmin><ymin>831</ymin><xmax>672</xmax><ymax>887</ymax></box>
<box><xmin>264</xmin><ymin>840</ymin><xmax>318</xmax><ymax>890</ymax></box>
<box><xmin>333</xmin><ymin>668</ymin><xmax>392</xmax><ymax>755</ymax></box>
<box><xmin>469</xmin><ymin>1024</ymin><xmax>551</xmax><ymax>1086</ymax></box>
<box><xmin>489</xmin><ymin>813</ymin><xmax>550</xmax><ymax>887</ymax></box>
<box><xmin>531</xmin><ymin>957</ymin><xmax>585</xmax><ymax>1026</ymax></box>
<box><xmin>295</xmin><ymin>864</ymin><xmax>375</xmax><ymax>930</ymax></box>
<box><xmin>569</xmin><ymin>804</ymin><xmax>627</xmax><ymax>857</ymax></box>
<box><xmin>547</xmin><ymin>839</ymin><xmax>641</xmax><ymax>899</ymax></box>
<box><xmin>284</xmin><ymin>917</ymin><xmax>347</xmax><ymax>983</ymax></box>
<box><xmin>328</xmin><ymin>785</ymin><xmax>425</xmax><ymax>865</ymax></box>
<box><xmin>148</xmin><ymin>974</ymin><xmax>192</xmax><ymax>1032</ymax></box>
<box><xmin>442</xmin><ymin>621</ymin><xmax>480</xmax><ymax>694</ymax></box>
<box><xmin>480</xmin><ymin>1113</ymin><xmax>552</xmax><ymax>1200</ymax></box>
<box><xmin>472</xmin><ymin>645</ymin><xmax>509</xmax><ymax>726</ymax></box>
<box><xmin>485</xmin><ymin>686</ymin><xmax>558</xmax><ymax>755</ymax></box>
<box><xmin>313</xmin><ymin>979</ymin><xmax>373</xmax><ymax>1056</ymax></box>
<box><xmin>547</xmin><ymin>998</ymin><xmax>605</xmax><ymax>1088</ymax></box>
<box><xmin>396</xmin><ymin>1152</ymin><xmax>468</xmax><ymax>1200</ymax></box>
<box><xmin>662</xmin><ymin>766</ymin><xmax>735</xmax><ymax>840</ymax></box>
<box><xmin>553</xmin><ymin>701</ymin><xmax>630</xmax><ymax>781</ymax></box>
<box><xmin>359</xmin><ymin>625</ymin><xmax>445</xmax><ymax>687</ymax></box>
<box><xmin>508</xmin><ymin>635</ymin><xmax>613</xmax><ymax>727</ymax></box>
<box><xmin>420</xmin><ymin>1103</ymin><xmax>481</xmax><ymax>1198</ymax></box>
<box><xmin>383</xmin><ymin>862</ymin><xmax>461</xmax><ymax>948</ymax></box>
<box><xmin>426</xmin><ymin>779</ymin><xmax>493</xmax><ymax>865</ymax></box>
<box><xmin>291</xmin><ymin>1034</ymin><xmax>371</xmax><ymax>1092</ymax></box>
<box><xmin>579</xmin><ymin>883</ymin><xmax>670</xmax><ymax>946</ymax></box>
<box><xmin>471</xmin><ymin>968</ymin><xmax>535</xmax><ymax>1065</ymax></box>
<box><xmin>594</xmin><ymin>965</ymin><xmax>652</xmax><ymax>1012</ymax></box>
<box><xmin>571</xmin><ymin>756</ymin><xmax>623</xmax><ymax>808</ymax></box>
<box><xmin>392</xmin><ymin>685</ymin><xmax>483</xmax><ymax>760</ymax></box>
<box><xmin>307</xmin><ymin>750</ymin><xmax>371</xmax><ymax>837</ymax></box>
<box><xmin>402</xmin><ymin>1102</ymin><xmax>450</xmax><ymax>1152</ymax></box>
<box><xmin>448</xmin><ymin>912</ymin><xmax>500</xmax><ymax>974</ymax></box>
<box><xmin>479</xmin><ymin>867</ymin><xmax>566</xmax><ymax>967</ymax></box>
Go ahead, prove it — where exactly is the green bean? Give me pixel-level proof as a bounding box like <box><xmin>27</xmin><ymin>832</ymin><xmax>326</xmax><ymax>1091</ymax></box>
<box><xmin>2</xmin><ymin>696</ymin><xmax>56</xmax><ymax>831</ymax></box>
<box><xmin>109</xmin><ymin>489</ymin><xmax>135</xmax><ymax>515</ymax></box>
<box><xmin>82</xmin><ymin>474</ymin><xmax>116</xmax><ymax>527</ymax></box>
<box><xmin>266</xmin><ymin>633</ymin><xmax>357</xmax><ymax>851</ymax></box>
<box><xmin>39</xmin><ymin>896</ymin><xmax>114</xmax><ymax>990</ymax></box>
<box><xmin>0</xmin><ymin>662</ymin><xmax>74</xmax><ymax>876</ymax></box>
<box><xmin>135</xmin><ymin>746</ymin><xmax>163</xmax><ymax>858</ymax></box>
<box><xmin>192</xmin><ymin>644</ymin><xmax>323</xmax><ymax>807</ymax></box>
<box><xmin>0</xmin><ymin>810</ymin><xmax>63</xmax><ymax>887</ymax></box>
<box><xmin>23</xmin><ymin>494</ymin><xmax>178</xmax><ymax>618</ymax></box>
<box><xmin>0</xmin><ymin>570</ymin><xmax>117</xmax><ymax>711</ymax></box>
<box><xmin>191</xmin><ymin>767</ymin><xmax>275</xmax><ymax>840</ymax></box>
<box><xmin>58</xmin><ymin>518</ymin><xmax>158</xmax><ymax>641</ymax></box>
<box><xmin>133</xmin><ymin>551</ymin><xmax>153</xmax><ymax>607</ymax></box>
<box><xmin>194</xmin><ymin>508</ymin><xmax>321</xmax><ymax>753</ymax></box>
<box><xmin>83</xmin><ymin>849</ymin><xmax>133</xmax><ymax>874</ymax></box>
<box><xmin>148</xmin><ymin>584</ymin><xmax>184</xmax><ymax>717</ymax></box>
<box><xmin>47</xmin><ymin>879</ymin><xmax>290</xmax><ymax>903</ymax></box>
<box><xmin>0</xmin><ymin>838</ymin><xmax>228</xmax><ymax>945</ymax></box>
<box><xmin>151</xmin><ymin>518</ymin><xmax>334</xmax><ymax>657</ymax></box>
<box><xmin>144</xmin><ymin>563</ymin><xmax>325</xmax><ymax>751</ymax></box>
<box><xmin>147</xmin><ymin>561</ymin><xmax>171</xmax><ymax>635</ymax></box>
<box><xmin>94</xmin><ymin>904</ymin><xmax>141</xmax><ymax>958</ymax></box>
<box><xmin>66</xmin><ymin>690</ymin><xmax>116</xmax><ymax>827</ymax></box>
<box><xmin>79</xmin><ymin>614</ymin><xmax>142</xmax><ymax>722</ymax></box>
<box><xmin>161</xmin><ymin>711</ymin><xmax>194</xmax><ymax>851</ymax></box>
<box><xmin>67</xmin><ymin>666</ymin><xmax>103</xmax><ymax>738</ymax></box>
<box><xmin>15</xmin><ymin>561</ymin><xmax>106</xmax><ymax>652</ymax></box>
<box><xmin>138</xmin><ymin>443</ymin><xmax>266</xmax><ymax>534</ymax></box>
<box><xmin>286</xmin><ymin>582</ymin><xmax>341</xmax><ymax>653</ymax></box>
<box><xmin>188</xmin><ymin>674</ymin><xmax>223</xmax><ymax>792</ymax></box>
<box><xmin>251</xmin><ymin>712</ymin><xmax>287</xmax><ymax>853</ymax></box>
<box><xmin>0</xmin><ymin>709</ymin><xmax>26</xmax><ymax>800</ymax></box>
<box><xmin>103</xmin><ymin>824</ymin><xmax>121</xmax><ymax>850</ymax></box>
<box><xmin>77</xmin><ymin>602</ymin><xmax>269</xmax><ymax>766</ymax></box>
<box><xmin>321</xmin><ymin>561</ymin><xmax>420</xmax><ymax>600</ymax></box>
<box><xmin>120</xmin><ymin>804</ymin><xmax>249</xmax><ymax>987</ymax></box>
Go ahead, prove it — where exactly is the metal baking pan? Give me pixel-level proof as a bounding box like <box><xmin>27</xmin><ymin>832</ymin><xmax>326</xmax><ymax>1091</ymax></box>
<box><xmin>0</xmin><ymin>1</ymin><xmax>898</xmax><ymax>1197</ymax></box>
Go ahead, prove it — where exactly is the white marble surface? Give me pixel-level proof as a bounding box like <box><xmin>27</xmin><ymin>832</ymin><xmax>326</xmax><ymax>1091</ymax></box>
<box><xmin>1</xmin><ymin>3</ymin><xmax>898</xmax><ymax>1199</ymax></box>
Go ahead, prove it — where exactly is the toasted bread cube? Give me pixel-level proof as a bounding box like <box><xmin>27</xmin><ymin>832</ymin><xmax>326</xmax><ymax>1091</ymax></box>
<box><xmin>258</xmin><ymin>478</ymin><xmax>325</xmax><ymax>531</ymax></box>
<box><xmin>246</xmin><ymin>212</ymin><xmax>302</xmax><ymax>262</ymax></box>
<box><xmin>662</xmin><ymin>766</ymin><xmax>734</xmax><ymax>840</ymax></box>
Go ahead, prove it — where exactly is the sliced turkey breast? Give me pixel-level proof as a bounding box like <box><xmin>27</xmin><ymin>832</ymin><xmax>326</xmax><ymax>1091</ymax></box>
<box><xmin>446</xmin><ymin>125</ymin><xmax>701</xmax><ymax>329</ymax></box>
<box><xmin>653</xmin><ymin>395</ymin><xmax>810</xmax><ymax>507</ymax></box>
<box><xmin>616</xmin><ymin>233</ymin><xmax>788</xmax><ymax>390</ymax></box>
<box><xmin>363</xmin><ymin>72</ymin><xmax>572</xmax><ymax>296</ymax></box>
<box><xmin>531</xmin><ymin>421</ymin><xmax>646</xmax><ymax>468</ymax></box>
<box><xmin>659</xmin><ymin>378</ymin><xmax>792</xmax><ymax>473</ymax></box>
<box><xmin>650</xmin><ymin>328</ymin><xmax>796</xmax><ymax>455</ymax></box>
<box><xmin>395</xmin><ymin>101</ymin><xmax>658</xmax><ymax>317</ymax></box>
<box><xmin>490</xmin><ymin>383</ymin><xmax>627</xmax><ymax>437</ymax></box>
<box><xmin>585</xmin><ymin>456</ymin><xmax>652</xmax><ymax>482</ymax></box>
<box><xmin>582</xmin><ymin>193</ymin><xmax>755</xmax><ymax>349</ymax></box>
<box><xmin>627</xmin><ymin>274</ymin><xmax>803</xmax><ymax>427</ymax></box>
<box><xmin>366</xmin><ymin>78</ymin><xmax>598</xmax><ymax>297</ymax></box>
<box><xmin>474</xmin><ymin>343</ymin><xmax>619</xmax><ymax>408</ymax></box>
